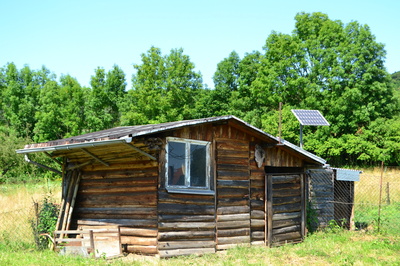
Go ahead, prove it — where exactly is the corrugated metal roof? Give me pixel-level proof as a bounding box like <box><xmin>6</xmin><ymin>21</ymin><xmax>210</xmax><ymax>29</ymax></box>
<box><xmin>17</xmin><ymin>115</ymin><xmax>326</xmax><ymax>165</ymax></box>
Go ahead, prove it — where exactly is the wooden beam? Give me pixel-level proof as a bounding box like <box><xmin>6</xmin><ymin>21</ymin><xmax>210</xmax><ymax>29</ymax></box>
<box><xmin>80</xmin><ymin>148</ymin><xmax>109</xmax><ymax>166</ymax></box>
<box><xmin>124</xmin><ymin>143</ymin><xmax>156</xmax><ymax>161</ymax></box>
<box><xmin>67</xmin><ymin>160</ymin><xmax>92</xmax><ymax>170</ymax></box>
<box><xmin>44</xmin><ymin>152</ymin><xmax>63</xmax><ymax>165</ymax></box>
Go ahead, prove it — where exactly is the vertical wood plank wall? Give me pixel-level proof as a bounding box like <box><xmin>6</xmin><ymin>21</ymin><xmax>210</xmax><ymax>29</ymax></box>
<box><xmin>72</xmin><ymin>160</ymin><xmax>159</xmax><ymax>255</ymax></box>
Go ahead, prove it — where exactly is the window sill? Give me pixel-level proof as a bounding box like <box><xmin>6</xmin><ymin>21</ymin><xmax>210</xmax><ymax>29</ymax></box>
<box><xmin>166</xmin><ymin>188</ymin><xmax>215</xmax><ymax>196</ymax></box>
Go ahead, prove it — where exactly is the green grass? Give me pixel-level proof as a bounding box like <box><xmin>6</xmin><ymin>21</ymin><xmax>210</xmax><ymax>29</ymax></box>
<box><xmin>1</xmin><ymin>230</ymin><xmax>399</xmax><ymax>265</ymax></box>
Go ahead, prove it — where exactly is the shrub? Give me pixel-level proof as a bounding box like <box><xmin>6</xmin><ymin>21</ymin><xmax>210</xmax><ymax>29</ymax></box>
<box><xmin>31</xmin><ymin>197</ymin><xmax>59</xmax><ymax>250</ymax></box>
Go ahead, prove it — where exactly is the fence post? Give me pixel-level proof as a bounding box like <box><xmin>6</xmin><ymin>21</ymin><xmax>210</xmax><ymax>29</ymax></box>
<box><xmin>377</xmin><ymin>161</ymin><xmax>384</xmax><ymax>233</ymax></box>
<box><xmin>386</xmin><ymin>182</ymin><xmax>390</xmax><ymax>205</ymax></box>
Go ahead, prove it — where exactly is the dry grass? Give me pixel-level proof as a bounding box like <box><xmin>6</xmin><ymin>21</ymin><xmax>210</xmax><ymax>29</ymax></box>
<box><xmin>0</xmin><ymin>181</ymin><xmax>61</xmax><ymax>246</ymax></box>
<box><xmin>355</xmin><ymin>167</ymin><xmax>400</xmax><ymax>204</ymax></box>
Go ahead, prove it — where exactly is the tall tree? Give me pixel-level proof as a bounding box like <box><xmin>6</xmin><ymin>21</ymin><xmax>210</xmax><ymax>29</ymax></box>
<box><xmin>85</xmin><ymin>66</ymin><xmax>126</xmax><ymax>131</ymax></box>
<box><xmin>252</xmin><ymin>12</ymin><xmax>397</xmax><ymax>136</ymax></box>
<box><xmin>245</xmin><ymin>12</ymin><xmax>399</xmax><ymax>165</ymax></box>
<box><xmin>121</xmin><ymin>47</ymin><xmax>202</xmax><ymax>125</ymax></box>
<box><xmin>59</xmin><ymin>75</ymin><xmax>86</xmax><ymax>137</ymax></box>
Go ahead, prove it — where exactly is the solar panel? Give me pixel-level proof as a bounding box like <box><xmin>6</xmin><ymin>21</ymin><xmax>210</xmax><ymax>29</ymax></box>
<box><xmin>291</xmin><ymin>109</ymin><xmax>330</xmax><ymax>126</ymax></box>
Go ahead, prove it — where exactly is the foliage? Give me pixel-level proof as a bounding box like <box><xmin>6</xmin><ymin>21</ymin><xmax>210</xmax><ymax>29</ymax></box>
<box><xmin>1</xmin><ymin>12</ymin><xmax>400</xmax><ymax>181</ymax></box>
<box><xmin>30</xmin><ymin>197</ymin><xmax>59</xmax><ymax>250</ymax></box>
<box><xmin>120</xmin><ymin>47</ymin><xmax>203</xmax><ymax>125</ymax></box>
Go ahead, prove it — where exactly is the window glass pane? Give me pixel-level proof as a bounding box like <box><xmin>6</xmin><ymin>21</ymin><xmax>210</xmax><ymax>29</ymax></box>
<box><xmin>168</xmin><ymin>142</ymin><xmax>186</xmax><ymax>186</ymax></box>
<box><xmin>190</xmin><ymin>144</ymin><xmax>207</xmax><ymax>187</ymax></box>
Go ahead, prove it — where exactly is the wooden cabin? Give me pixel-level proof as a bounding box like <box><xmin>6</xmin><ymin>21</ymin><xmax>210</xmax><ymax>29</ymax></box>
<box><xmin>17</xmin><ymin>115</ymin><xmax>328</xmax><ymax>257</ymax></box>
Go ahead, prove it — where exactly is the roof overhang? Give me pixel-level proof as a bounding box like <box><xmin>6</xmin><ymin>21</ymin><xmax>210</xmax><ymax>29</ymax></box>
<box><xmin>16</xmin><ymin>137</ymin><xmax>133</xmax><ymax>154</ymax></box>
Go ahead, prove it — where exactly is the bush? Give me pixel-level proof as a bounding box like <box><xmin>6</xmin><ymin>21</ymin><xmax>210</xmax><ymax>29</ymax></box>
<box><xmin>31</xmin><ymin>197</ymin><xmax>59</xmax><ymax>250</ymax></box>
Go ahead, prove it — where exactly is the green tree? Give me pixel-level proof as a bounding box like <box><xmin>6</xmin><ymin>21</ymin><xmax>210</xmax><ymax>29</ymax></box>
<box><xmin>85</xmin><ymin>66</ymin><xmax>126</xmax><ymax>131</ymax></box>
<box><xmin>0</xmin><ymin>63</ymin><xmax>53</xmax><ymax>139</ymax></box>
<box><xmin>59</xmin><ymin>75</ymin><xmax>86</xmax><ymax>137</ymax></box>
<box><xmin>34</xmin><ymin>80</ymin><xmax>65</xmax><ymax>142</ymax></box>
<box><xmin>250</xmin><ymin>12</ymin><xmax>397</xmax><ymax>154</ymax></box>
<box><xmin>121</xmin><ymin>47</ymin><xmax>202</xmax><ymax>125</ymax></box>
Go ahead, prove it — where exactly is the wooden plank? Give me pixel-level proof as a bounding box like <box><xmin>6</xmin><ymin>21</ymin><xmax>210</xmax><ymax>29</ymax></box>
<box><xmin>158</xmin><ymin>240</ymin><xmax>214</xmax><ymax>250</ymax></box>
<box><xmin>273</xmin><ymin>218</ymin><xmax>301</xmax><ymax>229</ymax></box>
<box><xmin>272</xmin><ymin>183</ymin><xmax>301</xmax><ymax>190</ymax></box>
<box><xmin>272</xmin><ymin>203</ymin><xmax>301</xmax><ymax>214</ymax></box>
<box><xmin>216</xmin><ymin>220</ymin><xmax>250</xmax><ymax>229</ymax></box>
<box><xmin>272</xmin><ymin>212</ymin><xmax>301</xmax><ymax>221</ymax></box>
<box><xmin>121</xmin><ymin>236</ymin><xmax>157</xmax><ymax>246</ymax></box>
<box><xmin>81</xmin><ymin>168</ymin><xmax>158</xmax><ymax>179</ymax></box>
<box><xmin>158</xmin><ymin>230</ymin><xmax>214</xmax><ymax>241</ymax></box>
<box><xmin>217</xmin><ymin>180</ymin><xmax>249</xmax><ymax>188</ymax></box>
<box><xmin>271</xmin><ymin>189</ymin><xmax>301</xmax><ymax>198</ymax></box>
<box><xmin>217</xmin><ymin>236</ymin><xmax>250</xmax><ymax>245</ymax></box>
<box><xmin>159</xmin><ymin>214</ymin><xmax>215</xmax><ymax>222</ymax></box>
<box><xmin>159</xmin><ymin>247</ymin><xmax>215</xmax><ymax>258</ymax></box>
<box><xmin>77</xmin><ymin>219</ymin><xmax>157</xmax><ymax>227</ymax></box>
<box><xmin>217</xmin><ymin>170</ymin><xmax>249</xmax><ymax>178</ymax></box>
<box><xmin>251</xmin><ymin>210</ymin><xmax>265</xmax><ymax>219</ymax></box>
<box><xmin>217</xmin><ymin>213</ymin><xmax>250</xmax><ymax>222</ymax></box>
<box><xmin>158</xmin><ymin>203</ymin><xmax>214</xmax><ymax>215</ymax></box>
<box><xmin>120</xmin><ymin>228</ymin><xmax>157</xmax><ymax>237</ymax></box>
<box><xmin>159</xmin><ymin>222</ymin><xmax>215</xmax><ymax>230</ymax></box>
<box><xmin>251</xmin><ymin>231</ymin><xmax>264</xmax><ymax>240</ymax></box>
<box><xmin>217</xmin><ymin>228</ymin><xmax>250</xmax><ymax>237</ymax></box>
<box><xmin>250</xmin><ymin>219</ymin><xmax>265</xmax><ymax>228</ymax></box>
<box><xmin>126</xmin><ymin>245</ymin><xmax>158</xmax><ymax>254</ymax></box>
<box><xmin>217</xmin><ymin>188</ymin><xmax>249</xmax><ymax>198</ymax></box>
<box><xmin>75</xmin><ymin>207</ymin><xmax>157</xmax><ymax>215</ymax></box>
<box><xmin>82</xmin><ymin>161</ymin><xmax>158</xmax><ymax>171</ymax></box>
<box><xmin>272</xmin><ymin>225</ymin><xmax>301</xmax><ymax>235</ymax></box>
<box><xmin>271</xmin><ymin>231</ymin><xmax>302</xmax><ymax>242</ymax></box>
<box><xmin>217</xmin><ymin>206</ymin><xmax>250</xmax><ymax>215</ymax></box>
<box><xmin>79</xmin><ymin>186</ymin><xmax>157</xmax><ymax>194</ymax></box>
<box><xmin>272</xmin><ymin>196</ymin><xmax>301</xmax><ymax>205</ymax></box>
<box><xmin>271</xmin><ymin>175</ymin><xmax>301</xmax><ymax>184</ymax></box>
<box><xmin>216</xmin><ymin>243</ymin><xmax>250</xmax><ymax>250</ymax></box>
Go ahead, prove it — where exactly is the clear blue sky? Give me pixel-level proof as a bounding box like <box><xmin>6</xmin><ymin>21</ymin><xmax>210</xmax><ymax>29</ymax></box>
<box><xmin>1</xmin><ymin>0</ymin><xmax>399</xmax><ymax>89</ymax></box>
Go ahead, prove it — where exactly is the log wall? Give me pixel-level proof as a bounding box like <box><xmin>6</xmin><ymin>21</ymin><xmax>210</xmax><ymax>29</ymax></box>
<box><xmin>157</xmin><ymin>124</ymin><xmax>216</xmax><ymax>258</ymax></box>
<box><xmin>72</xmin><ymin>159</ymin><xmax>159</xmax><ymax>255</ymax></box>
<box><xmin>249</xmin><ymin>140</ymin><xmax>266</xmax><ymax>245</ymax></box>
<box><xmin>214</xmin><ymin>124</ymin><xmax>251</xmax><ymax>250</ymax></box>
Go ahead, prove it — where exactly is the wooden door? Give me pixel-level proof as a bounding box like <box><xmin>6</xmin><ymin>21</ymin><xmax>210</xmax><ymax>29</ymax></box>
<box><xmin>265</xmin><ymin>167</ymin><xmax>305</xmax><ymax>247</ymax></box>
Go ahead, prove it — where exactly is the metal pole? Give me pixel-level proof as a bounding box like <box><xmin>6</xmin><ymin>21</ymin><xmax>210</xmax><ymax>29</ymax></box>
<box><xmin>300</xmin><ymin>124</ymin><xmax>303</xmax><ymax>148</ymax></box>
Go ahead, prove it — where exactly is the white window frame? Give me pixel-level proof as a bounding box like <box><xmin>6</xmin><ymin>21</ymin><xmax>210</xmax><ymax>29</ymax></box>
<box><xmin>165</xmin><ymin>137</ymin><xmax>213</xmax><ymax>195</ymax></box>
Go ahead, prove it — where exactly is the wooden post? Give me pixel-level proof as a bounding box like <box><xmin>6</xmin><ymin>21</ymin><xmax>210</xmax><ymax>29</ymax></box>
<box><xmin>65</xmin><ymin>173</ymin><xmax>81</xmax><ymax>231</ymax></box>
<box><xmin>89</xmin><ymin>230</ymin><xmax>95</xmax><ymax>258</ymax></box>
<box><xmin>377</xmin><ymin>161</ymin><xmax>384</xmax><ymax>233</ymax></box>
<box><xmin>300</xmin><ymin>174</ymin><xmax>305</xmax><ymax>239</ymax></box>
<box><xmin>266</xmin><ymin>175</ymin><xmax>273</xmax><ymax>247</ymax></box>
<box><xmin>386</xmin><ymin>182</ymin><xmax>390</xmax><ymax>205</ymax></box>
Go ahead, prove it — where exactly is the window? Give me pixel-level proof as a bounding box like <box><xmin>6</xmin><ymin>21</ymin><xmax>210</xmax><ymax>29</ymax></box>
<box><xmin>166</xmin><ymin>137</ymin><xmax>212</xmax><ymax>194</ymax></box>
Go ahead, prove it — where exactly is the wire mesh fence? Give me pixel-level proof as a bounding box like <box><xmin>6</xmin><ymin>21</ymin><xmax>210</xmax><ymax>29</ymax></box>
<box><xmin>0</xmin><ymin>204</ymin><xmax>37</xmax><ymax>250</ymax></box>
<box><xmin>353</xmin><ymin>166</ymin><xmax>400</xmax><ymax>234</ymax></box>
<box><xmin>308</xmin><ymin>166</ymin><xmax>400</xmax><ymax>234</ymax></box>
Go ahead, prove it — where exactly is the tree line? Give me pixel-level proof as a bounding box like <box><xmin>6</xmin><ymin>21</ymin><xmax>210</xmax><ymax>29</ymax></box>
<box><xmin>1</xmin><ymin>12</ymin><xmax>399</xmax><ymax>182</ymax></box>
